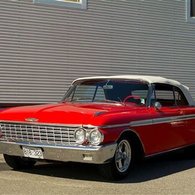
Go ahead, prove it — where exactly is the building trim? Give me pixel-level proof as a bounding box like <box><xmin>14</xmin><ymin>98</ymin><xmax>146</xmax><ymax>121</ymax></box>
<box><xmin>33</xmin><ymin>0</ymin><xmax>88</xmax><ymax>9</ymax></box>
<box><xmin>186</xmin><ymin>0</ymin><xmax>195</xmax><ymax>23</ymax></box>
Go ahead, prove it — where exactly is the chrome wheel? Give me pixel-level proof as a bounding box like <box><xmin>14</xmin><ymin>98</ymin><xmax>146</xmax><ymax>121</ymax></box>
<box><xmin>115</xmin><ymin>140</ymin><xmax>132</xmax><ymax>173</ymax></box>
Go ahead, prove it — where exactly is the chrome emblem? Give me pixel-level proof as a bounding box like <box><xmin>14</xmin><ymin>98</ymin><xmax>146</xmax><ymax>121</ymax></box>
<box><xmin>25</xmin><ymin>118</ymin><xmax>39</xmax><ymax>122</ymax></box>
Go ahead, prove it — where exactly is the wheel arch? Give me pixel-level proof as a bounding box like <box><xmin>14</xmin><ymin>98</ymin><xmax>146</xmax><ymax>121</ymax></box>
<box><xmin>117</xmin><ymin>129</ymin><xmax>145</xmax><ymax>161</ymax></box>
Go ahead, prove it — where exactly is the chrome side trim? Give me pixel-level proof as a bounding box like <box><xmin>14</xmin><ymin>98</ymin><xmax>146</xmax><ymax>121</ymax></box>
<box><xmin>101</xmin><ymin>114</ymin><xmax>195</xmax><ymax>129</ymax></box>
<box><xmin>130</xmin><ymin>119</ymin><xmax>153</xmax><ymax>127</ymax></box>
<box><xmin>100</xmin><ymin>123</ymin><xmax>130</xmax><ymax>129</ymax></box>
<box><xmin>131</xmin><ymin>114</ymin><xmax>195</xmax><ymax>127</ymax></box>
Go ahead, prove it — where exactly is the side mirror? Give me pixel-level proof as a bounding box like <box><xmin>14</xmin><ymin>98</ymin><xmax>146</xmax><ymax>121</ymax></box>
<box><xmin>154</xmin><ymin>102</ymin><xmax>162</xmax><ymax>110</ymax></box>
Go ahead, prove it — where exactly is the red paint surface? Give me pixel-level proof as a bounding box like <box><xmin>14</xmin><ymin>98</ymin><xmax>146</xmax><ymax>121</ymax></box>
<box><xmin>0</xmin><ymin>102</ymin><xmax>195</xmax><ymax>156</ymax></box>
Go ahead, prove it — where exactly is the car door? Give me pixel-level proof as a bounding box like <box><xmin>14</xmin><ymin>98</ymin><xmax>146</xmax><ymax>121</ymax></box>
<box><xmin>148</xmin><ymin>83</ymin><xmax>187</xmax><ymax>153</ymax></box>
<box><xmin>171</xmin><ymin>86</ymin><xmax>195</xmax><ymax>145</ymax></box>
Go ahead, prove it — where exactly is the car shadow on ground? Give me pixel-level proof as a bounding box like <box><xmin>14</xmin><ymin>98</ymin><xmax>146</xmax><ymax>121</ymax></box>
<box><xmin>123</xmin><ymin>154</ymin><xmax>195</xmax><ymax>183</ymax></box>
<box><xmin>1</xmin><ymin>153</ymin><xmax>195</xmax><ymax>183</ymax></box>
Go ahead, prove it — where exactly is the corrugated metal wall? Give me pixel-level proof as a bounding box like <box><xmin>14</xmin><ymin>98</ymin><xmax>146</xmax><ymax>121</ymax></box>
<box><xmin>0</xmin><ymin>0</ymin><xmax>195</xmax><ymax>103</ymax></box>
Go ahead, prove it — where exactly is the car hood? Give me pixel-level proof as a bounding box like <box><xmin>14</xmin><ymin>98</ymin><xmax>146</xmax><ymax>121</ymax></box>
<box><xmin>0</xmin><ymin>102</ymin><xmax>148</xmax><ymax>126</ymax></box>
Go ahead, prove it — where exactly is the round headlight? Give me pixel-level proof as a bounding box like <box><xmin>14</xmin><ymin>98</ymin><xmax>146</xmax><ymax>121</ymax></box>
<box><xmin>89</xmin><ymin>130</ymin><xmax>103</xmax><ymax>146</ymax></box>
<box><xmin>74</xmin><ymin>128</ymin><xmax>86</xmax><ymax>144</ymax></box>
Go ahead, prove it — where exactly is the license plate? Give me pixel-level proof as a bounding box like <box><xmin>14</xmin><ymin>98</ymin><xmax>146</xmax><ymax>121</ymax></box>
<box><xmin>23</xmin><ymin>147</ymin><xmax>44</xmax><ymax>159</ymax></box>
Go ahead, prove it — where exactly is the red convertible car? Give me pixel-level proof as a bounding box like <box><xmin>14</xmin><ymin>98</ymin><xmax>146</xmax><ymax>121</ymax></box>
<box><xmin>0</xmin><ymin>75</ymin><xmax>195</xmax><ymax>179</ymax></box>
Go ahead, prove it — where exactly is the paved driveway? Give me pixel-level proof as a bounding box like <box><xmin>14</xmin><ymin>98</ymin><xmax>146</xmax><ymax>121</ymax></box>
<box><xmin>0</xmin><ymin>154</ymin><xmax>195</xmax><ymax>195</ymax></box>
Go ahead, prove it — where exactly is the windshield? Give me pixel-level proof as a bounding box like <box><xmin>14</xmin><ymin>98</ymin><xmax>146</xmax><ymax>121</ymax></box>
<box><xmin>63</xmin><ymin>79</ymin><xmax>149</xmax><ymax>106</ymax></box>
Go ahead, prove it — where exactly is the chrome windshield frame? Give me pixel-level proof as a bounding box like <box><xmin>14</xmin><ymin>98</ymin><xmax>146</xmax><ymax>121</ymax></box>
<box><xmin>62</xmin><ymin>79</ymin><xmax>151</xmax><ymax>106</ymax></box>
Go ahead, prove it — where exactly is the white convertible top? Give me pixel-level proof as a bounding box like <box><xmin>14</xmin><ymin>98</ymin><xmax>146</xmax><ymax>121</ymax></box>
<box><xmin>75</xmin><ymin>75</ymin><xmax>182</xmax><ymax>86</ymax></box>
<box><xmin>73</xmin><ymin>75</ymin><xmax>195</xmax><ymax>106</ymax></box>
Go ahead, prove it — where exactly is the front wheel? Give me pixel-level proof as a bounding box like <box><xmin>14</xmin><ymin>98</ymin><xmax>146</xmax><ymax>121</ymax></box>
<box><xmin>3</xmin><ymin>154</ymin><xmax>36</xmax><ymax>170</ymax></box>
<box><xmin>99</xmin><ymin>138</ymin><xmax>134</xmax><ymax>180</ymax></box>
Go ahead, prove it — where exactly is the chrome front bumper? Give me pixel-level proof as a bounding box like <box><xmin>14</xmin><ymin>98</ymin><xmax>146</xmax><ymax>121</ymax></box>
<box><xmin>0</xmin><ymin>142</ymin><xmax>117</xmax><ymax>164</ymax></box>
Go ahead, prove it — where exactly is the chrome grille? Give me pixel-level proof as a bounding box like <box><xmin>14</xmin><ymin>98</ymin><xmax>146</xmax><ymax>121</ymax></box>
<box><xmin>0</xmin><ymin>122</ymin><xmax>78</xmax><ymax>146</ymax></box>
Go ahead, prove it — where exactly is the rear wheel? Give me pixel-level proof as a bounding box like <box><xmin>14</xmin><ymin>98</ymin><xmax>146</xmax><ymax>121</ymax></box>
<box><xmin>3</xmin><ymin>154</ymin><xmax>36</xmax><ymax>170</ymax></box>
<box><xmin>99</xmin><ymin>137</ymin><xmax>134</xmax><ymax>180</ymax></box>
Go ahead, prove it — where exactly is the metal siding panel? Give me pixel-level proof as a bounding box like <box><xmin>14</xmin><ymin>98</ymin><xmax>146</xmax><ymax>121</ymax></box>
<box><xmin>0</xmin><ymin>0</ymin><xmax>195</xmax><ymax>103</ymax></box>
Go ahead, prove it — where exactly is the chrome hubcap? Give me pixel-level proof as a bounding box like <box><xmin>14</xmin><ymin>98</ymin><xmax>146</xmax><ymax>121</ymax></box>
<box><xmin>115</xmin><ymin>140</ymin><xmax>131</xmax><ymax>173</ymax></box>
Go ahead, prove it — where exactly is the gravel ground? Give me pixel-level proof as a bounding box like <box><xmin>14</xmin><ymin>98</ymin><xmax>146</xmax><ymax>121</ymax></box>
<box><xmin>0</xmin><ymin>154</ymin><xmax>195</xmax><ymax>195</ymax></box>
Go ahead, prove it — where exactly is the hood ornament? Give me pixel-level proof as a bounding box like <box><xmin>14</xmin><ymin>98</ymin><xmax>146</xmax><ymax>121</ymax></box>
<box><xmin>25</xmin><ymin>118</ymin><xmax>39</xmax><ymax>122</ymax></box>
